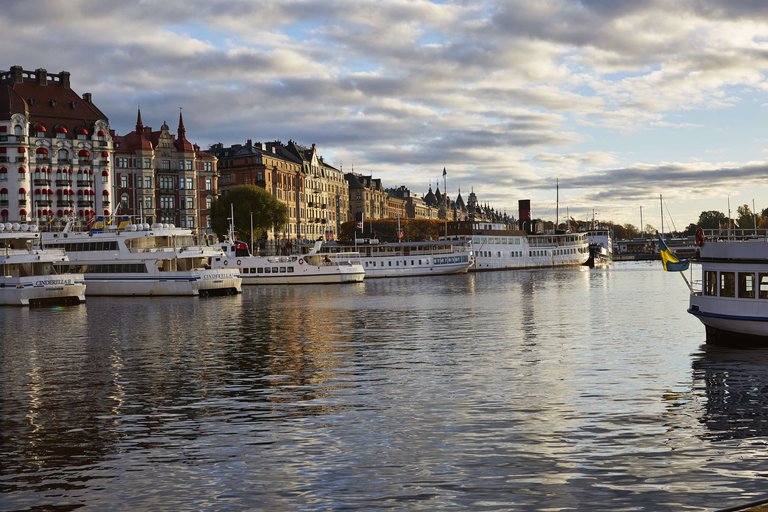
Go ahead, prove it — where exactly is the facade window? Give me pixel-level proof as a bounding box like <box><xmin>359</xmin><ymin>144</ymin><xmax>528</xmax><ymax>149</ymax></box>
<box><xmin>185</xmin><ymin>197</ymin><xmax>194</xmax><ymax>210</ymax></box>
<box><xmin>160</xmin><ymin>176</ymin><xmax>174</xmax><ymax>189</ymax></box>
<box><xmin>137</xmin><ymin>177</ymin><xmax>142</xmax><ymax>189</ymax></box>
<box><xmin>160</xmin><ymin>196</ymin><xmax>174</xmax><ymax>209</ymax></box>
<box><xmin>206</xmin><ymin>196</ymin><xmax>212</xmax><ymax>209</ymax></box>
<box><xmin>760</xmin><ymin>273</ymin><xmax>768</xmax><ymax>299</ymax></box>
<box><xmin>120</xmin><ymin>175</ymin><xmax>128</xmax><ymax>188</ymax></box>
<box><xmin>178</xmin><ymin>160</ymin><xmax>184</xmax><ymax>170</ymax></box>
<box><xmin>187</xmin><ymin>216</ymin><xmax>194</xmax><ymax>228</ymax></box>
<box><xmin>186</xmin><ymin>178</ymin><xmax>193</xmax><ymax>189</ymax></box>
<box><xmin>143</xmin><ymin>158</ymin><xmax>152</xmax><ymax>169</ymax></box>
<box><xmin>117</xmin><ymin>157</ymin><xmax>129</xmax><ymax>168</ymax></box>
<box><xmin>204</xmin><ymin>161</ymin><xmax>212</xmax><ymax>172</ymax></box>
<box><xmin>161</xmin><ymin>160</ymin><xmax>171</xmax><ymax>170</ymax></box>
<box><xmin>144</xmin><ymin>196</ymin><xmax>152</xmax><ymax>209</ymax></box>
<box><xmin>186</xmin><ymin>160</ymin><xmax>193</xmax><ymax>170</ymax></box>
<box><xmin>120</xmin><ymin>193</ymin><xmax>129</xmax><ymax>209</ymax></box>
<box><xmin>205</xmin><ymin>178</ymin><xmax>212</xmax><ymax>190</ymax></box>
<box><xmin>145</xmin><ymin>176</ymin><xmax>152</xmax><ymax>189</ymax></box>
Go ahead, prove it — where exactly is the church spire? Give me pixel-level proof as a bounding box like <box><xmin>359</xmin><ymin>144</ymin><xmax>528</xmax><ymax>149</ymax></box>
<box><xmin>136</xmin><ymin>107</ymin><xmax>144</xmax><ymax>133</ymax></box>
<box><xmin>177</xmin><ymin>107</ymin><xmax>186</xmax><ymax>141</ymax></box>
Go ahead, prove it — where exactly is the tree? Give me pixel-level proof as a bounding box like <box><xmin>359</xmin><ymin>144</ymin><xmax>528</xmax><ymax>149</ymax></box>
<box><xmin>736</xmin><ymin>204</ymin><xmax>755</xmax><ymax>229</ymax></box>
<box><xmin>696</xmin><ymin>210</ymin><xmax>727</xmax><ymax>230</ymax></box>
<box><xmin>209</xmin><ymin>185</ymin><xmax>288</xmax><ymax>242</ymax></box>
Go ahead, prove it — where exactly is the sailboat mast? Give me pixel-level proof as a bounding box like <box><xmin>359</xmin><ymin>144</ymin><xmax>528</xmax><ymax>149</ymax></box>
<box><xmin>556</xmin><ymin>178</ymin><xmax>559</xmax><ymax>232</ymax></box>
<box><xmin>659</xmin><ymin>194</ymin><xmax>664</xmax><ymax>237</ymax></box>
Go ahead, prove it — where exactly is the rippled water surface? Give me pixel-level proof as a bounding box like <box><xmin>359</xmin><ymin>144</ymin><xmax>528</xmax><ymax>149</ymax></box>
<box><xmin>2</xmin><ymin>262</ymin><xmax>768</xmax><ymax>511</ymax></box>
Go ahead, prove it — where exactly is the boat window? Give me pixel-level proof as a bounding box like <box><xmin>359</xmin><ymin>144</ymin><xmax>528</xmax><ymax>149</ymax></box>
<box><xmin>760</xmin><ymin>273</ymin><xmax>768</xmax><ymax>299</ymax></box>
<box><xmin>287</xmin><ymin>267</ymin><xmax>294</xmax><ymax>273</ymax></box>
<box><xmin>704</xmin><ymin>271</ymin><xmax>717</xmax><ymax>296</ymax></box>
<box><xmin>264</xmin><ymin>267</ymin><xmax>271</xmax><ymax>273</ymax></box>
<box><xmin>272</xmin><ymin>267</ymin><xmax>279</xmax><ymax>273</ymax></box>
<box><xmin>719</xmin><ymin>272</ymin><xmax>735</xmax><ymax>297</ymax></box>
<box><xmin>738</xmin><ymin>272</ymin><xmax>755</xmax><ymax>299</ymax></box>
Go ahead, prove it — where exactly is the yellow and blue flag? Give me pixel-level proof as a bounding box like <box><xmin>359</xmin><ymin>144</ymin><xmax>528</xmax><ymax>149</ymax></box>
<box><xmin>657</xmin><ymin>234</ymin><xmax>689</xmax><ymax>271</ymax></box>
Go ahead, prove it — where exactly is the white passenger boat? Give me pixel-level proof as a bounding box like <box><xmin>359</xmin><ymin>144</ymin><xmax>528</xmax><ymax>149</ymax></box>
<box><xmin>310</xmin><ymin>239</ymin><xmax>473</xmax><ymax>278</ymax></box>
<box><xmin>0</xmin><ymin>223</ymin><xmax>85</xmax><ymax>306</ymax></box>
<box><xmin>42</xmin><ymin>221</ymin><xmax>241</xmax><ymax>296</ymax></box>
<box><xmin>443</xmin><ymin>221</ymin><xmax>590</xmax><ymax>270</ymax></box>
<box><xmin>584</xmin><ymin>229</ymin><xmax>613</xmax><ymax>268</ymax></box>
<box><xmin>688</xmin><ymin>228</ymin><xmax>768</xmax><ymax>346</ymax></box>
<box><xmin>212</xmin><ymin>239</ymin><xmax>365</xmax><ymax>285</ymax></box>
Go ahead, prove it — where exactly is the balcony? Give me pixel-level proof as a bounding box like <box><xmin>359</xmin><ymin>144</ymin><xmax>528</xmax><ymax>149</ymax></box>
<box><xmin>57</xmin><ymin>200</ymin><xmax>73</xmax><ymax>207</ymax></box>
<box><xmin>76</xmin><ymin>180</ymin><xmax>94</xmax><ymax>187</ymax></box>
<box><xmin>33</xmin><ymin>178</ymin><xmax>51</xmax><ymax>186</ymax></box>
<box><xmin>18</xmin><ymin>199</ymin><xmax>26</xmax><ymax>206</ymax></box>
<box><xmin>0</xmin><ymin>200</ymin><xmax>7</xmax><ymax>207</ymax></box>
<box><xmin>77</xmin><ymin>199</ymin><xmax>94</xmax><ymax>207</ymax></box>
<box><xmin>35</xmin><ymin>199</ymin><xmax>52</xmax><ymax>207</ymax></box>
<box><xmin>102</xmin><ymin>200</ymin><xmax>110</xmax><ymax>207</ymax></box>
<box><xmin>16</xmin><ymin>156</ymin><xmax>26</xmax><ymax>163</ymax></box>
<box><xmin>55</xmin><ymin>179</ymin><xmax>72</xmax><ymax>187</ymax></box>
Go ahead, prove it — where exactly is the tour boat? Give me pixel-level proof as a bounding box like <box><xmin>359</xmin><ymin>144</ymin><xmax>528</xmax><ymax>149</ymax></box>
<box><xmin>583</xmin><ymin>229</ymin><xmax>613</xmax><ymax>268</ymax></box>
<box><xmin>443</xmin><ymin>221</ymin><xmax>590</xmax><ymax>270</ymax></box>
<box><xmin>310</xmin><ymin>239</ymin><xmax>473</xmax><ymax>278</ymax></box>
<box><xmin>212</xmin><ymin>239</ymin><xmax>365</xmax><ymax>285</ymax></box>
<box><xmin>42</xmin><ymin>221</ymin><xmax>241</xmax><ymax>296</ymax></box>
<box><xmin>688</xmin><ymin>229</ymin><xmax>768</xmax><ymax>346</ymax></box>
<box><xmin>0</xmin><ymin>223</ymin><xmax>85</xmax><ymax>306</ymax></box>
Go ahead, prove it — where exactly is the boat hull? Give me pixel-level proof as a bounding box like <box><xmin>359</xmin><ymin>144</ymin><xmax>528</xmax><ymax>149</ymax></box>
<box><xmin>362</xmin><ymin>257</ymin><xmax>470</xmax><ymax>278</ymax></box>
<box><xmin>82</xmin><ymin>270</ymin><xmax>241</xmax><ymax>296</ymax></box>
<box><xmin>0</xmin><ymin>275</ymin><xmax>86</xmax><ymax>306</ymax></box>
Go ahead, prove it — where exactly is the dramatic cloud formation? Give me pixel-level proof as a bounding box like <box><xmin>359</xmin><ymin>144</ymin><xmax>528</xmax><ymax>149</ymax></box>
<box><xmin>5</xmin><ymin>0</ymin><xmax>768</xmax><ymax>227</ymax></box>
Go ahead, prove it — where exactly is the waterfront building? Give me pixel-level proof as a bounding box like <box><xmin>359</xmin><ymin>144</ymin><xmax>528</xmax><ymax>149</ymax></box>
<box><xmin>210</xmin><ymin>140</ymin><xmax>347</xmax><ymax>245</ymax></box>
<box><xmin>346</xmin><ymin>172</ymin><xmax>389</xmax><ymax>226</ymax></box>
<box><xmin>0</xmin><ymin>66</ymin><xmax>113</xmax><ymax>224</ymax></box>
<box><xmin>113</xmin><ymin>110</ymin><xmax>217</xmax><ymax>232</ymax></box>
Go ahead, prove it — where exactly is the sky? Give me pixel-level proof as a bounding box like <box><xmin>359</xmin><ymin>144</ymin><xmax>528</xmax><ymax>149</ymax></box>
<box><xmin>5</xmin><ymin>0</ymin><xmax>768</xmax><ymax>230</ymax></box>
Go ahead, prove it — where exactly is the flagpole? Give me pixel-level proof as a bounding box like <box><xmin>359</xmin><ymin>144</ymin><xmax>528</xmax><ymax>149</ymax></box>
<box><xmin>443</xmin><ymin>167</ymin><xmax>448</xmax><ymax>239</ymax></box>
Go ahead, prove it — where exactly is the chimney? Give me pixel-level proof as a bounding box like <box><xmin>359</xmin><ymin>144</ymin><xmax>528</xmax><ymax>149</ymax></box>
<box><xmin>82</xmin><ymin>92</ymin><xmax>92</xmax><ymax>104</ymax></box>
<box><xmin>518</xmin><ymin>199</ymin><xmax>531</xmax><ymax>234</ymax></box>
<box><xmin>36</xmin><ymin>68</ymin><xmax>47</xmax><ymax>86</ymax></box>
<box><xmin>10</xmin><ymin>65</ymin><xmax>23</xmax><ymax>84</ymax></box>
<box><xmin>60</xmin><ymin>71</ymin><xmax>70</xmax><ymax>88</ymax></box>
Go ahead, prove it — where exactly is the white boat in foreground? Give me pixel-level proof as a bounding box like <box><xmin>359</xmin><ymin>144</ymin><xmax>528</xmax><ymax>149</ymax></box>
<box><xmin>443</xmin><ymin>221</ymin><xmax>590</xmax><ymax>270</ymax></box>
<box><xmin>310</xmin><ymin>239</ymin><xmax>473</xmax><ymax>278</ymax></box>
<box><xmin>212</xmin><ymin>239</ymin><xmax>365</xmax><ymax>285</ymax></box>
<box><xmin>689</xmin><ymin>229</ymin><xmax>768</xmax><ymax>346</ymax></box>
<box><xmin>43</xmin><ymin>221</ymin><xmax>241</xmax><ymax>297</ymax></box>
<box><xmin>0</xmin><ymin>223</ymin><xmax>85</xmax><ymax>306</ymax></box>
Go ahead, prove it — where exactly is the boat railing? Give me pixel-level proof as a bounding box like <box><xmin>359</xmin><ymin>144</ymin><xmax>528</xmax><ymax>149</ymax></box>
<box><xmin>700</xmin><ymin>228</ymin><xmax>768</xmax><ymax>242</ymax></box>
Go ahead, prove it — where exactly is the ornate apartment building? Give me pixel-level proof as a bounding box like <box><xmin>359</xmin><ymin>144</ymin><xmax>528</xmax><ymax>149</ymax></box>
<box><xmin>210</xmin><ymin>140</ymin><xmax>349</xmax><ymax>242</ymax></box>
<box><xmin>0</xmin><ymin>66</ymin><xmax>113</xmax><ymax>224</ymax></box>
<box><xmin>113</xmin><ymin>110</ymin><xmax>218</xmax><ymax>230</ymax></box>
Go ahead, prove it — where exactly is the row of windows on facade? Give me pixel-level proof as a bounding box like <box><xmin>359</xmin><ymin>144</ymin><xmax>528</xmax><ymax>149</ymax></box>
<box><xmin>117</xmin><ymin>175</ymin><xmax>213</xmax><ymax>190</ymax></box>
<box><xmin>115</xmin><ymin>157</ymin><xmax>213</xmax><ymax>172</ymax></box>
<box><xmin>117</xmin><ymin>195</ymin><xmax>213</xmax><ymax>211</ymax></box>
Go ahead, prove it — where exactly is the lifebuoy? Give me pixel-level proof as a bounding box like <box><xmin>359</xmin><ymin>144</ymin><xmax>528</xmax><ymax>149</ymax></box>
<box><xmin>236</xmin><ymin>259</ymin><xmax>242</xmax><ymax>266</ymax></box>
<box><xmin>695</xmin><ymin>227</ymin><xmax>704</xmax><ymax>247</ymax></box>
<box><xmin>298</xmin><ymin>258</ymin><xmax>304</xmax><ymax>265</ymax></box>
<box><xmin>223</xmin><ymin>260</ymin><xmax>228</xmax><ymax>266</ymax></box>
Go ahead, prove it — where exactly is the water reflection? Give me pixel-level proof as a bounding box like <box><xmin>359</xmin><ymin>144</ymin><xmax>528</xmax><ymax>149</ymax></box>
<box><xmin>691</xmin><ymin>345</ymin><xmax>768</xmax><ymax>441</ymax></box>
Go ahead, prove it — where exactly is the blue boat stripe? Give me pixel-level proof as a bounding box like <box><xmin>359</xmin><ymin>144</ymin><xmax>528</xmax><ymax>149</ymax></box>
<box><xmin>688</xmin><ymin>308</ymin><xmax>768</xmax><ymax>323</ymax></box>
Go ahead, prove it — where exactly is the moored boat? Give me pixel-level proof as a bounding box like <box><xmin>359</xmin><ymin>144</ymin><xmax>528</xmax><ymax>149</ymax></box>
<box><xmin>688</xmin><ymin>228</ymin><xmax>768</xmax><ymax>346</ymax></box>
<box><xmin>583</xmin><ymin>229</ymin><xmax>613</xmax><ymax>268</ymax></box>
<box><xmin>212</xmin><ymin>239</ymin><xmax>365</xmax><ymax>285</ymax></box>
<box><xmin>443</xmin><ymin>220</ymin><xmax>589</xmax><ymax>270</ymax></box>
<box><xmin>42</xmin><ymin>221</ymin><xmax>241</xmax><ymax>296</ymax></box>
<box><xmin>0</xmin><ymin>223</ymin><xmax>85</xmax><ymax>306</ymax></box>
<box><xmin>308</xmin><ymin>238</ymin><xmax>473</xmax><ymax>278</ymax></box>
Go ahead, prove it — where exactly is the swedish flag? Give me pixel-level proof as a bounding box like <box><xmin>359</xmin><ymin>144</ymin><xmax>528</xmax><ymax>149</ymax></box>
<box><xmin>657</xmin><ymin>234</ymin><xmax>689</xmax><ymax>271</ymax></box>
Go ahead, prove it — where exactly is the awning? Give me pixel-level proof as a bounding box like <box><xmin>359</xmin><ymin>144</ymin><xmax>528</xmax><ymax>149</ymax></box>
<box><xmin>77</xmin><ymin>128</ymin><xmax>88</xmax><ymax>135</ymax></box>
<box><xmin>17</xmin><ymin>147</ymin><xmax>25</xmax><ymax>153</ymax></box>
<box><xmin>19</xmin><ymin>209</ymin><xmax>27</xmax><ymax>215</ymax></box>
<box><xmin>101</xmin><ymin>151</ymin><xmax>109</xmax><ymax>157</ymax></box>
<box><xmin>101</xmin><ymin>170</ymin><xmax>109</xmax><ymax>177</ymax></box>
<box><xmin>1</xmin><ymin>209</ymin><xmax>7</xmax><ymax>216</ymax></box>
<box><xmin>97</xmin><ymin>130</ymin><xmax>105</xmax><ymax>137</ymax></box>
<box><xmin>18</xmin><ymin>166</ymin><xmax>25</xmax><ymax>173</ymax></box>
<box><xmin>102</xmin><ymin>190</ymin><xmax>109</xmax><ymax>196</ymax></box>
<box><xmin>0</xmin><ymin>148</ymin><xmax>6</xmax><ymax>153</ymax></box>
<box><xmin>103</xmin><ymin>209</ymin><xmax>110</xmax><ymax>216</ymax></box>
<box><xmin>18</xmin><ymin>188</ymin><xmax>26</xmax><ymax>194</ymax></box>
<box><xmin>56</xmin><ymin>126</ymin><xmax>68</xmax><ymax>134</ymax></box>
<box><xmin>78</xmin><ymin>149</ymin><xmax>90</xmax><ymax>157</ymax></box>
<box><xmin>0</xmin><ymin>188</ymin><xmax>6</xmax><ymax>194</ymax></box>
<box><xmin>36</xmin><ymin>147</ymin><xmax>48</xmax><ymax>154</ymax></box>
<box><xmin>34</xmin><ymin>125</ymin><xmax>46</xmax><ymax>133</ymax></box>
<box><xmin>0</xmin><ymin>167</ymin><xmax>6</xmax><ymax>173</ymax></box>
<box><xmin>0</xmin><ymin>126</ymin><xmax>6</xmax><ymax>132</ymax></box>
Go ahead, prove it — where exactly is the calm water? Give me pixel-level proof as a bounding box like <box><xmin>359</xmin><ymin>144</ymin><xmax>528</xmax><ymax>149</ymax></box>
<box><xmin>1</xmin><ymin>262</ymin><xmax>768</xmax><ymax>511</ymax></box>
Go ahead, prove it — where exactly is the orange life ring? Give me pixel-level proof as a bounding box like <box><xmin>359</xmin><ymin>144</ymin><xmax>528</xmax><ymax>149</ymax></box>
<box><xmin>298</xmin><ymin>258</ymin><xmax>304</xmax><ymax>265</ymax></box>
<box><xmin>695</xmin><ymin>227</ymin><xmax>704</xmax><ymax>247</ymax></box>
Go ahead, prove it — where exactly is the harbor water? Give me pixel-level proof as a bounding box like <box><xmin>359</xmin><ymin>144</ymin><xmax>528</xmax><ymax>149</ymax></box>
<box><xmin>2</xmin><ymin>261</ymin><xmax>768</xmax><ymax>511</ymax></box>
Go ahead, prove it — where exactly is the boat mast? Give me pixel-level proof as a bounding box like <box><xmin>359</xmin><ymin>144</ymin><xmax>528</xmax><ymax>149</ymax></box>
<box><xmin>556</xmin><ymin>177</ymin><xmax>559</xmax><ymax>233</ymax></box>
<box><xmin>659</xmin><ymin>194</ymin><xmax>664</xmax><ymax>237</ymax></box>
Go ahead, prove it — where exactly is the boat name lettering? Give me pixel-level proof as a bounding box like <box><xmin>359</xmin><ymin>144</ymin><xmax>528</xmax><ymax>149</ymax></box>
<box><xmin>202</xmin><ymin>273</ymin><xmax>234</xmax><ymax>280</ymax></box>
<box><xmin>433</xmin><ymin>256</ymin><xmax>468</xmax><ymax>265</ymax></box>
<box><xmin>34</xmin><ymin>279</ymin><xmax>74</xmax><ymax>286</ymax></box>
